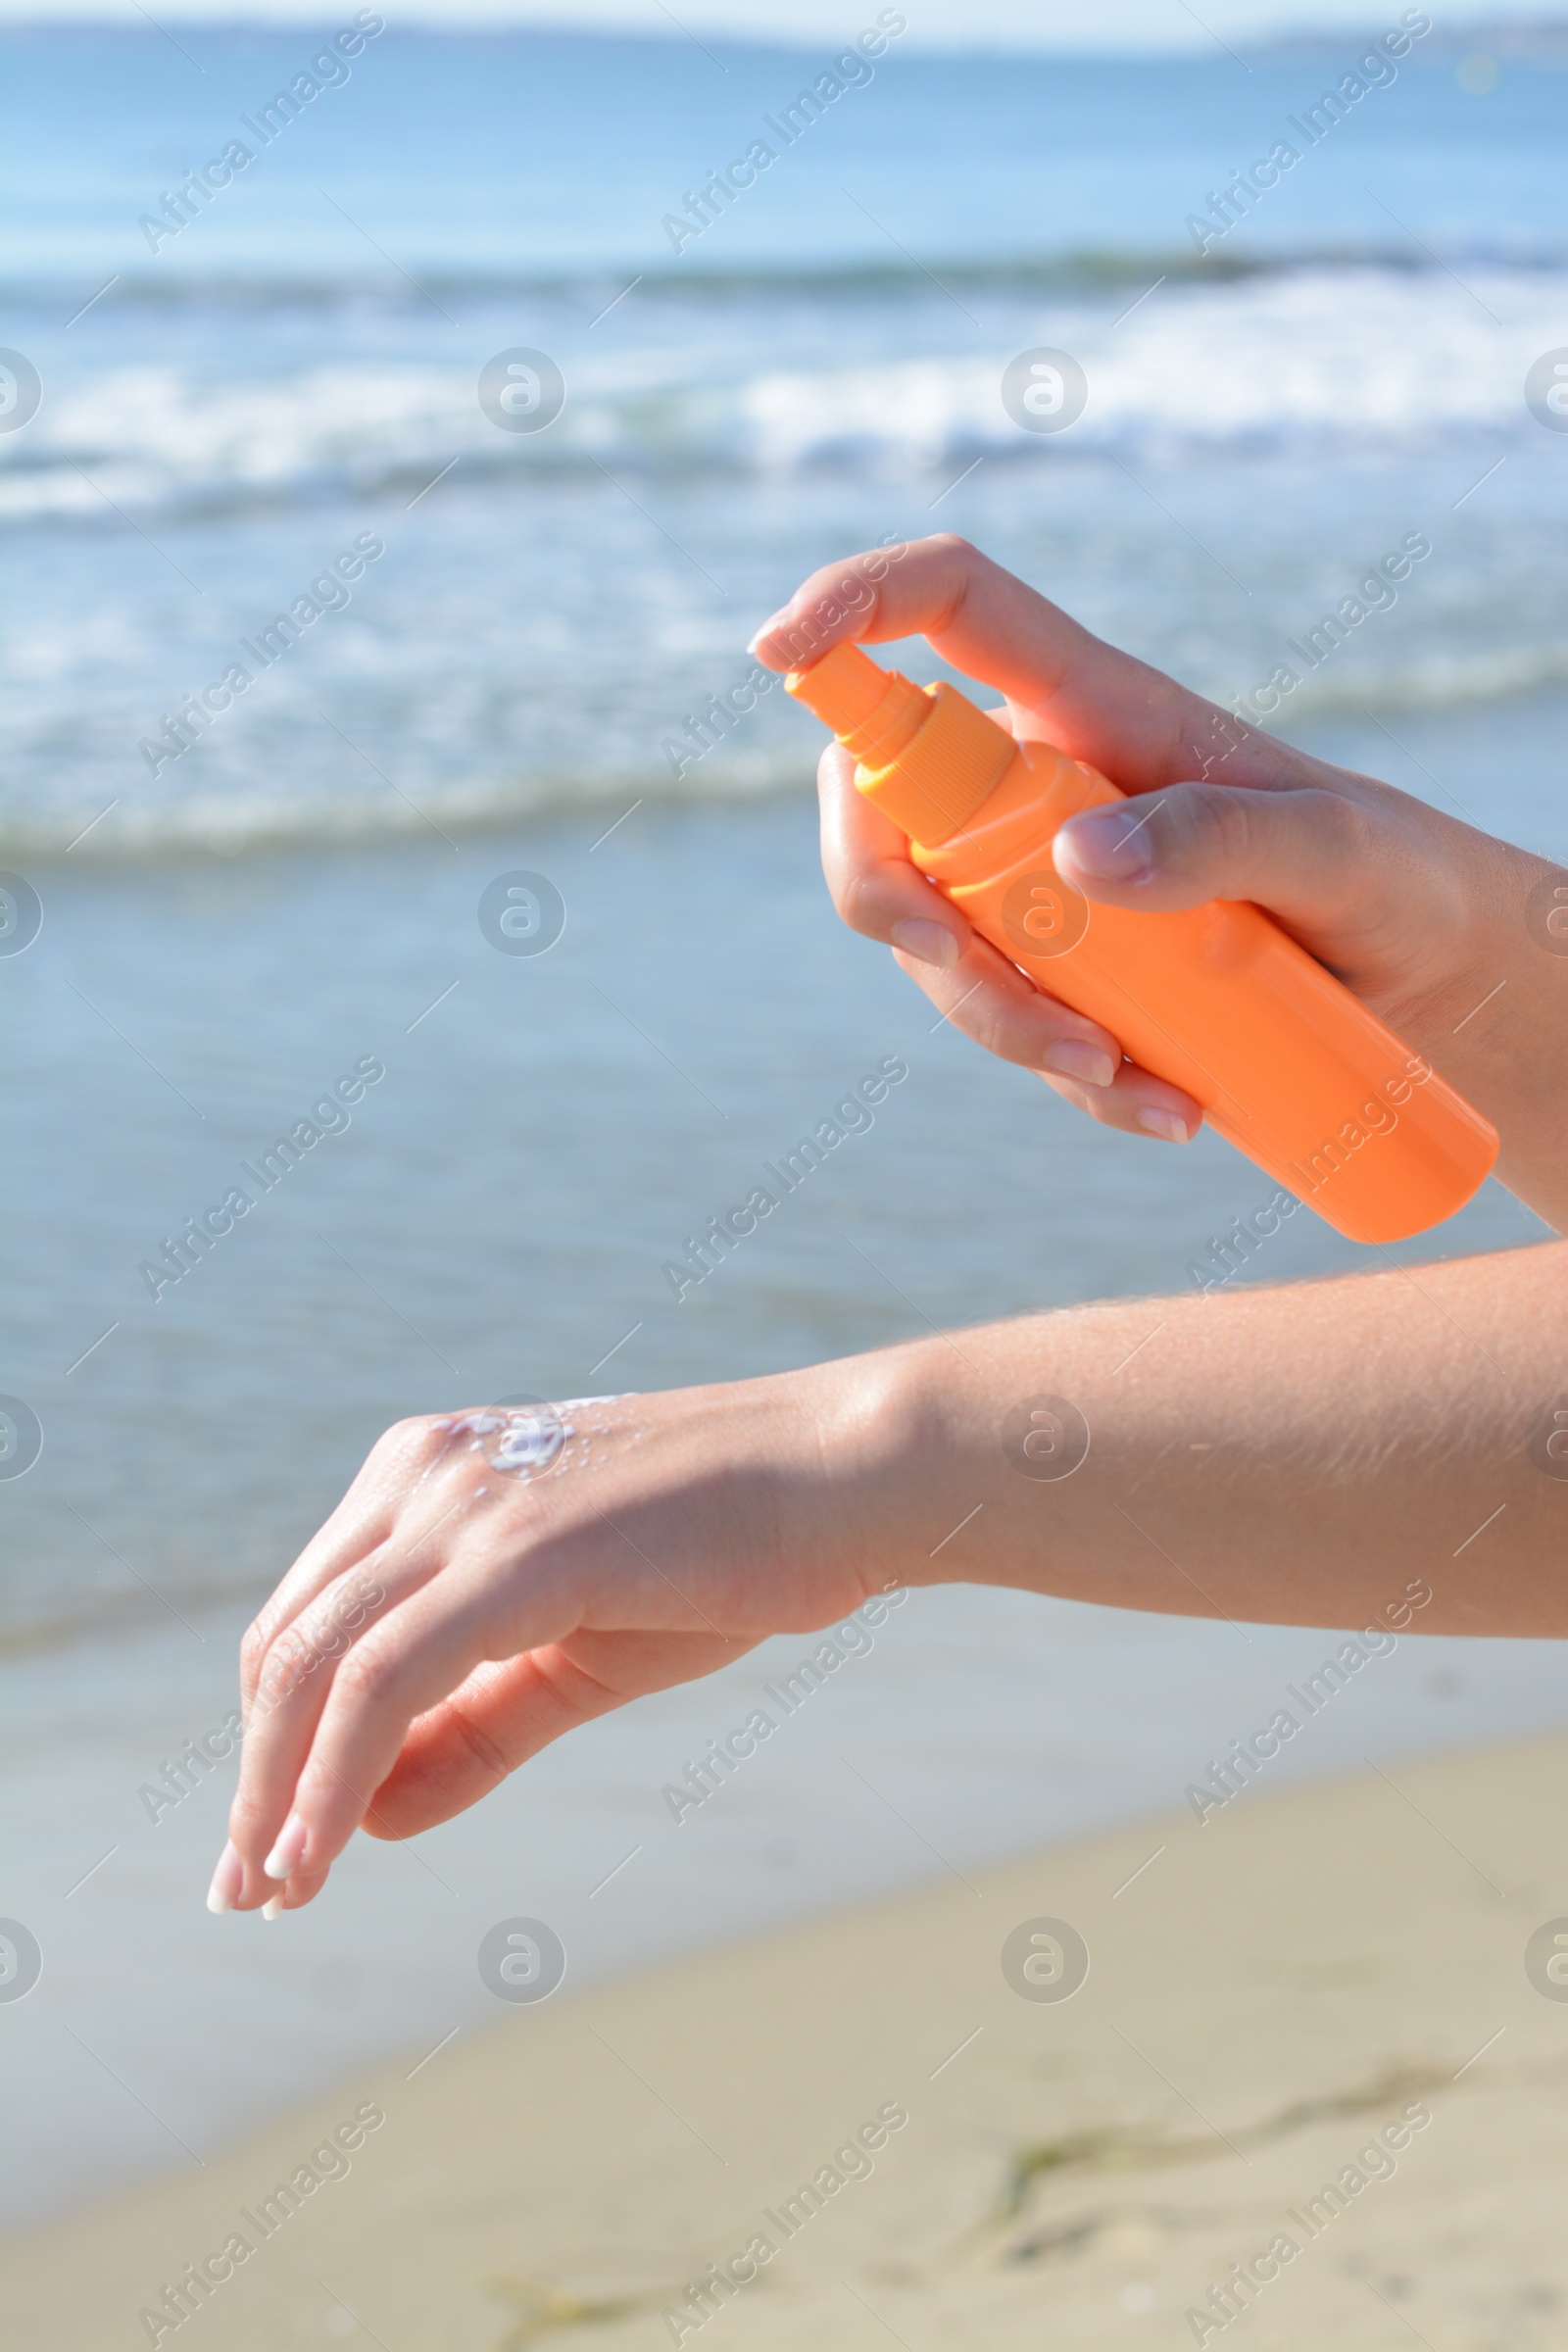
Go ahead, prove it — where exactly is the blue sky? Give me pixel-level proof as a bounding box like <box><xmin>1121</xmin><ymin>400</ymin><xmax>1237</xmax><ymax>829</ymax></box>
<box><xmin>3</xmin><ymin>1</ymin><xmax>1561</xmax><ymax>45</ymax></box>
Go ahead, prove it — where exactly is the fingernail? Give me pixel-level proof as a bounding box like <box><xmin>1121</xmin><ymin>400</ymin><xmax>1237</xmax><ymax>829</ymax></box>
<box><xmin>745</xmin><ymin>606</ymin><xmax>792</xmax><ymax>657</ymax></box>
<box><xmin>262</xmin><ymin>1893</ymin><xmax>285</xmax><ymax>1921</ymax></box>
<box><xmin>1058</xmin><ymin>808</ymin><xmax>1156</xmax><ymax>885</ymax></box>
<box><xmin>263</xmin><ymin>1812</ymin><xmax>308</xmax><ymax>1882</ymax></box>
<box><xmin>891</xmin><ymin>918</ymin><xmax>960</xmax><ymax>969</ymax></box>
<box><xmin>206</xmin><ymin>1839</ymin><xmax>241</xmax><ymax>1916</ymax></box>
<box><xmin>1136</xmin><ymin>1106</ymin><xmax>1192</xmax><ymax>1144</ymax></box>
<box><xmin>1042</xmin><ymin>1040</ymin><xmax>1116</xmax><ymax>1089</ymax></box>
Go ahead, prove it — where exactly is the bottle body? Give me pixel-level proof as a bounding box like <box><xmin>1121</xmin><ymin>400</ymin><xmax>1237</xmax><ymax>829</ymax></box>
<box><xmin>782</xmin><ymin>642</ymin><xmax>1497</xmax><ymax>1246</ymax></box>
<box><xmin>910</xmin><ymin>734</ymin><xmax>1495</xmax><ymax>1243</ymax></box>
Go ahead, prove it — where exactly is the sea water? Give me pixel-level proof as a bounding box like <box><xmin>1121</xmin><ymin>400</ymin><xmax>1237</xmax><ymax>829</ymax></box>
<box><xmin>2</xmin><ymin>24</ymin><xmax>1566</xmax><ymax>2224</ymax></box>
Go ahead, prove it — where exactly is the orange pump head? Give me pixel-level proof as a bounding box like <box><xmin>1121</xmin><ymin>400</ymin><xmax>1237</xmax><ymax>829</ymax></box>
<box><xmin>784</xmin><ymin>641</ymin><xmax>930</xmax><ymax>762</ymax></box>
<box><xmin>785</xmin><ymin>641</ymin><xmax>1017</xmax><ymax>844</ymax></box>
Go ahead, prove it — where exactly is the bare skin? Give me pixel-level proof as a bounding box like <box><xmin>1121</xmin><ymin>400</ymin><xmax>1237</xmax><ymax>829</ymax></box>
<box><xmin>212</xmin><ymin>537</ymin><xmax>1568</xmax><ymax>1919</ymax></box>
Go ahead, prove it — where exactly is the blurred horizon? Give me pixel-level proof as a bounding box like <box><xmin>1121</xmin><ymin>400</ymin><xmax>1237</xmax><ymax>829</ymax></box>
<box><xmin>5</xmin><ymin>1</ymin><xmax>1568</xmax><ymax>47</ymax></box>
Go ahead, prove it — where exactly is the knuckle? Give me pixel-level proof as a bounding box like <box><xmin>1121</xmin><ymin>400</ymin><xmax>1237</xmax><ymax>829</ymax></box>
<box><xmin>251</xmin><ymin>1624</ymin><xmax>316</xmax><ymax>1712</ymax></box>
<box><xmin>226</xmin><ymin>1788</ymin><xmax>272</xmax><ymax>1846</ymax></box>
<box><xmin>1077</xmin><ymin>1086</ymin><xmax>1122</xmax><ymax>1128</ymax></box>
<box><xmin>968</xmin><ymin>999</ymin><xmax>1021</xmax><ymax>1064</ymax></box>
<box><xmin>838</xmin><ymin>866</ymin><xmax>898</xmax><ymax>940</ymax></box>
<box><xmin>448</xmin><ymin>1700</ymin><xmax>510</xmax><ymax>1783</ymax></box>
<box><xmin>1298</xmin><ymin>785</ymin><xmax>1371</xmax><ymax>863</ymax></box>
<box><xmin>968</xmin><ymin>987</ymin><xmax>1054</xmax><ymax>1071</ymax></box>
<box><xmin>926</xmin><ymin>533</ymin><xmax>980</xmax><ymax>625</ymax></box>
<box><xmin>367</xmin><ymin>1415</ymin><xmax>447</xmax><ymax>1478</ymax></box>
<box><xmin>385</xmin><ymin>1413</ymin><xmax>435</xmax><ymax>1448</ymax></box>
<box><xmin>336</xmin><ymin>1643</ymin><xmax>395</xmax><ymax>1709</ymax></box>
<box><xmin>1172</xmin><ymin>781</ymin><xmax>1255</xmax><ymax>870</ymax></box>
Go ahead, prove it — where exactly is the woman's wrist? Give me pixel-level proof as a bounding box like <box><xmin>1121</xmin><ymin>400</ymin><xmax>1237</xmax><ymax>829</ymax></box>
<box><xmin>1225</xmin><ymin>741</ymin><xmax>1567</xmax><ymax>1230</ymax></box>
<box><xmin>1392</xmin><ymin>834</ymin><xmax>1568</xmax><ymax>1231</ymax></box>
<box><xmin>770</xmin><ymin>1342</ymin><xmax>950</xmax><ymax>1600</ymax></box>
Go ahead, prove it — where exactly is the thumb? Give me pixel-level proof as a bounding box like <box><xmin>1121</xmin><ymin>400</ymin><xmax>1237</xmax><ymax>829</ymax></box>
<box><xmin>1053</xmin><ymin>780</ymin><xmax>1369</xmax><ymax>934</ymax></box>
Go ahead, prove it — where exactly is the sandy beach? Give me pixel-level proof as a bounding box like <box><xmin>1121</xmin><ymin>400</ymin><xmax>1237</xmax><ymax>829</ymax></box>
<box><xmin>8</xmin><ymin>1732</ymin><xmax>1566</xmax><ymax>2352</ymax></box>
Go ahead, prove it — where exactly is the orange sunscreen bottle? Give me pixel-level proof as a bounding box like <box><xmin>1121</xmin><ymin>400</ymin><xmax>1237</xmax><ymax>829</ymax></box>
<box><xmin>785</xmin><ymin>641</ymin><xmax>1496</xmax><ymax>1244</ymax></box>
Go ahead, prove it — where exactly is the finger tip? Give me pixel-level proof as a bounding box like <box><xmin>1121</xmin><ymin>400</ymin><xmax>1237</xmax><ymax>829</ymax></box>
<box><xmin>1042</xmin><ymin>1040</ymin><xmax>1117</xmax><ymax>1089</ymax></box>
<box><xmin>205</xmin><ymin>1837</ymin><xmax>242</xmax><ymax>1915</ymax></box>
<box><xmin>1054</xmin><ymin>811</ymin><xmax>1155</xmax><ymax>891</ymax></box>
<box><xmin>748</xmin><ymin>609</ymin><xmax>793</xmax><ymax>664</ymax></box>
<box><xmin>890</xmin><ymin>917</ymin><xmax>962</xmax><ymax>969</ymax></box>
<box><xmin>1135</xmin><ymin>1106</ymin><xmax>1196</xmax><ymax>1145</ymax></box>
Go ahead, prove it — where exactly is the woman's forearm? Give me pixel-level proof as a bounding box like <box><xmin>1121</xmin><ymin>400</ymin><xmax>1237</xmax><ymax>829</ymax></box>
<box><xmin>220</xmin><ymin>1238</ymin><xmax>1565</xmax><ymax>1905</ymax></box>
<box><xmin>822</xmin><ymin>1239</ymin><xmax>1568</xmax><ymax>1637</ymax></box>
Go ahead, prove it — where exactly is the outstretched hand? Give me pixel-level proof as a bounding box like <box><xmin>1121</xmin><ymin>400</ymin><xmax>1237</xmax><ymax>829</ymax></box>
<box><xmin>210</xmin><ymin>1380</ymin><xmax>883</xmax><ymax>1915</ymax></box>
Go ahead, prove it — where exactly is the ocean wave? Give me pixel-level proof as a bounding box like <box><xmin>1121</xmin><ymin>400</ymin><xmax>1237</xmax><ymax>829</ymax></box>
<box><xmin>12</xmin><ymin>641</ymin><xmax>1568</xmax><ymax>864</ymax></box>
<box><xmin>1</xmin><ymin>751</ymin><xmax>810</xmax><ymax>864</ymax></box>
<box><xmin>8</xmin><ymin>242</ymin><xmax>1565</xmax><ymax>310</ymax></box>
<box><xmin>0</xmin><ymin>1582</ymin><xmax>250</xmax><ymax>1661</ymax></box>
<box><xmin>3</xmin><ymin>264</ymin><xmax>1561</xmax><ymax>525</ymax></box>
<box><xmin>1260</xmin><ymin>639</ymin><xmax>1568</xmax><ymax>721</ymax></box>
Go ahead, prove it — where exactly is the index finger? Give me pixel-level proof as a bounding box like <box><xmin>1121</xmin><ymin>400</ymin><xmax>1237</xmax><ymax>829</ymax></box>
<box><xmin>817</xmin><ymin>736</ymin><xmax>968</xmax><ymax>961</ymax></box>
<box><xmin>750</xmin><ymin>532</ymin><xmax>1287</xmax><ymax>794</ymax></box>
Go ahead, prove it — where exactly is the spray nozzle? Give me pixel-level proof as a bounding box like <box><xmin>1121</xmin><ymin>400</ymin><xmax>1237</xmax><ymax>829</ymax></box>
<box><xmin>784</xmin><ymin>643</ymin><xmax>933</xmax><ymax>765</ymax></box>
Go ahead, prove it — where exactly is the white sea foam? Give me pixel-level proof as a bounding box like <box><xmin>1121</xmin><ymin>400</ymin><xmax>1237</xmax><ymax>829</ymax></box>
<box><xmin>6</xmin><ymin>262</ymin><xmax>1565</xmax><ymax>860</ymax></box>
<box><xmin>2</xmin><ymin>268</ymin><xmax>1559</xmax><ymax>524</ymax></box>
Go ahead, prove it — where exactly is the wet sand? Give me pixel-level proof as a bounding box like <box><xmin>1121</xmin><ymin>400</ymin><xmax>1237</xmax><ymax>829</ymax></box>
<box><xmin>6</xmin><ymin>1734</ymin><xmax>1566</xmax><ymax>2351</ymax></box>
